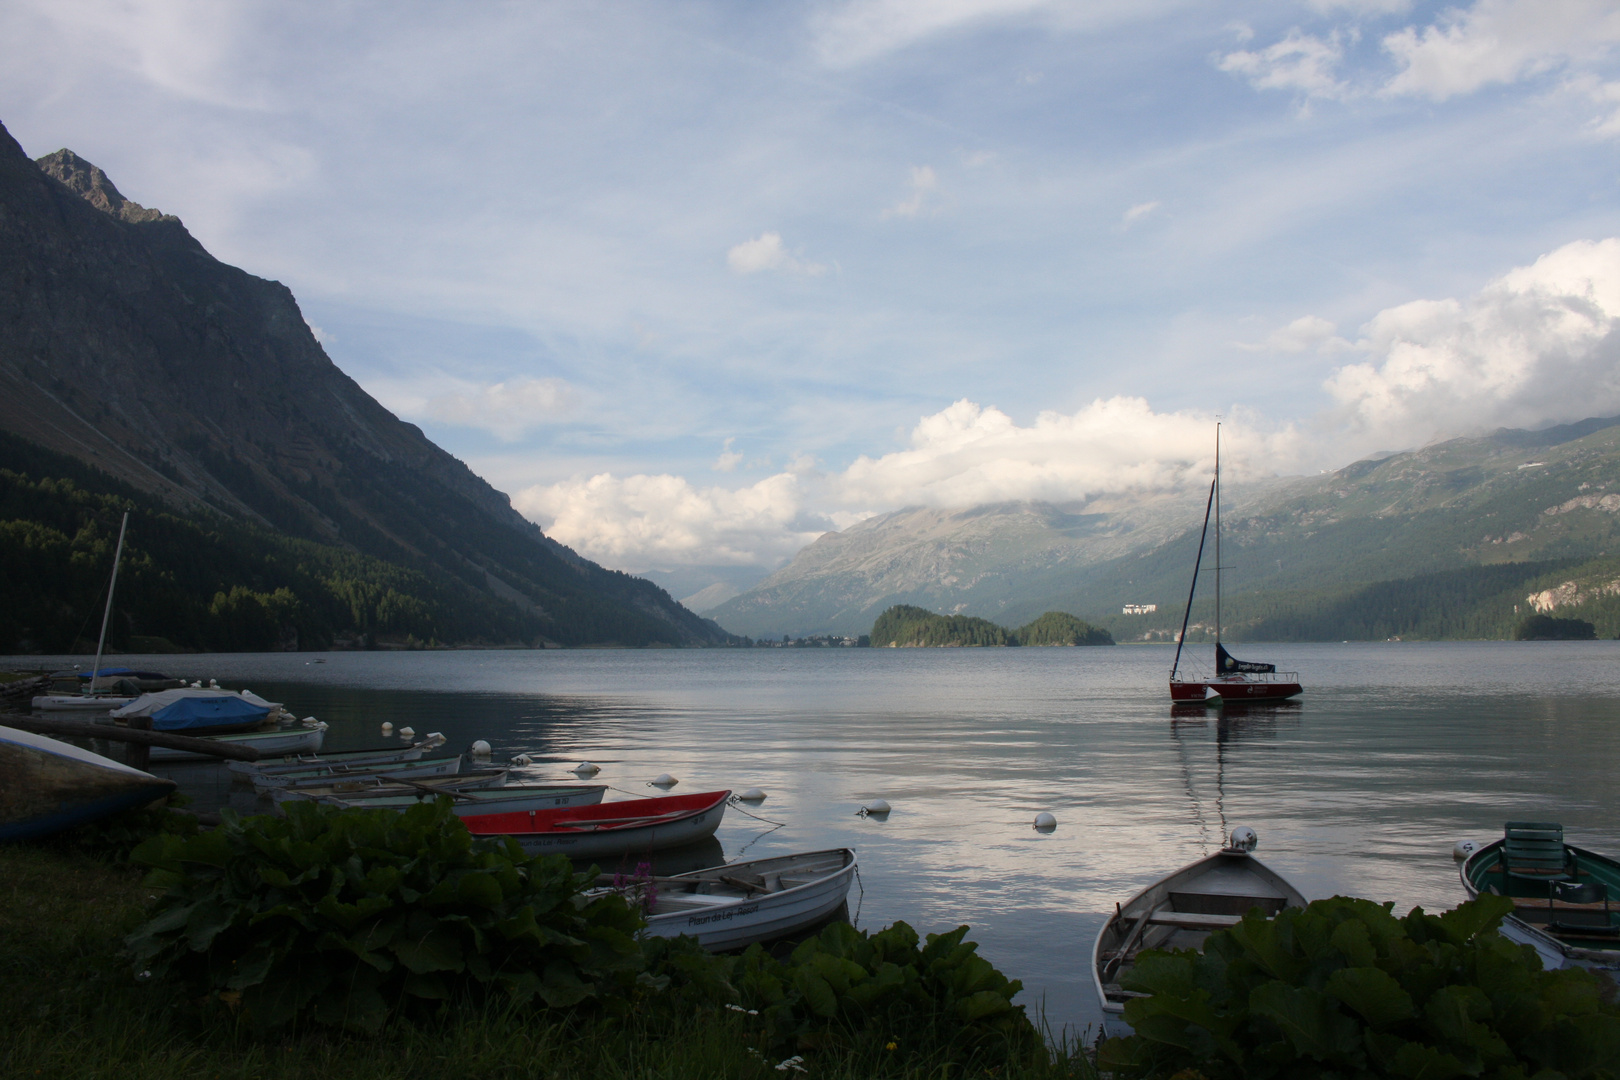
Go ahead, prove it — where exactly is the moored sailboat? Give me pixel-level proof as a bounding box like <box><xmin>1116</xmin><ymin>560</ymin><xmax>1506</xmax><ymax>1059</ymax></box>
<box><xmin>1168</xmin><ymin>425</ymin><xmax>1302</xmax><ymax>703</ymax></box>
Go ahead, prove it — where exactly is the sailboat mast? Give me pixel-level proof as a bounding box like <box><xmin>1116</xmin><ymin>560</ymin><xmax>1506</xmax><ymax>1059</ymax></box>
<box><xmin>89</xmin><ymin>511</ymin><xmax>129</xmax><ymax>696</ymax></box>
<box><xmin>1213</xmin><ymin>424</ymin><xmax>1222</xmax><ymax>644</ymax></box>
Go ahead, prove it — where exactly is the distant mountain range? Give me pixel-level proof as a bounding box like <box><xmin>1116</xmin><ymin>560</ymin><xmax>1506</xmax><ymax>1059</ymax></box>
<box><xmin>705</xmin><ymin>418</ymin><xmax>1620</xmax><ymax>641</ymax></box>
<box><xmin>0</xmin><ymin>121</ymin><xmax>728</xmax><ymax>650</ymax></box>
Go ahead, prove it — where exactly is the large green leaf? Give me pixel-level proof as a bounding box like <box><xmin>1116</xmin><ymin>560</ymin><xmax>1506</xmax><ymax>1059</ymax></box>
<box><xmin>1248</xmin><ymin>981</ymin><xmax>1361</xmax><ymax>1061</ymax></box>
<box><xmin>1327</xmin><ymin>965</ymin><xmax>1415</xmax><ymax>1028</ymax></box>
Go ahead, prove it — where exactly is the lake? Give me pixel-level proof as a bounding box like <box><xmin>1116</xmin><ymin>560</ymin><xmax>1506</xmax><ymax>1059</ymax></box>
<box><xmin>12</xmin><ymin>640</ymin><xmax>1620</xmax><ymax>1035</ymax></box>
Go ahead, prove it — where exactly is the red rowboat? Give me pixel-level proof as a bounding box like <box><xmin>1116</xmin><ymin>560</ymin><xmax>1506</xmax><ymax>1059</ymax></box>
<box><xmin>461</xmin><ymin>789</ymin><xmax>730</xmax><ymax>859</ymax></box>
<box><xmin>1168</xmin><ymin>424</ymin><xmax>1302</xmax><ymax>704</ymax></box>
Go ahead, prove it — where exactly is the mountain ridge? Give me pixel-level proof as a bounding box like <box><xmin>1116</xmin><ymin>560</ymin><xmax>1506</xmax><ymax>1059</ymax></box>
<box><xmin>0</xmin><ymin>120</ymin><xmax>726</xmax><ymax>647</ymax></box>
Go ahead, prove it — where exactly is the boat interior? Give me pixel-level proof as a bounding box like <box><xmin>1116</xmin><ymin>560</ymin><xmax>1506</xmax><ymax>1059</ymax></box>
<box><xmin>1098</xmin><ymin>845</ymin><xmax>1303</xmax><ymax>1004</ymax></box>
<box><xmin>597</xmin><ymin>849</ymin><xmax>852</xmax><ymax>915</ymax></box>
<box><xmin>1474</xmin><ymin>822</ymin><xmax>1620</xmax><ymax>945</ymax></box>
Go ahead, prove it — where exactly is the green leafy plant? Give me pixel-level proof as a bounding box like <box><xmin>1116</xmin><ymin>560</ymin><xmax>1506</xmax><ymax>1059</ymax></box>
<box><xmin>1098</xmin><ymin>894</ymin><xmax>1620</xmax><ymax>1080</ymax></box>
<box><xmin>647</xmin><ymin>918</ymin><xmax>1041</xmax><ymax>1067</ymax></box>
<box><xmin>126</xmin><ymin>799</ymin><xmax>646</xmax><ymax>1032</ymax></box>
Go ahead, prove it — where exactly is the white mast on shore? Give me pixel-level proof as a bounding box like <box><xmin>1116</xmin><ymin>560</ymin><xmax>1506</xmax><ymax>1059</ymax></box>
<box><xmin>89</xmin><ymin>511</ymin><xmax>129</xmax><ymax>696</ymax></box>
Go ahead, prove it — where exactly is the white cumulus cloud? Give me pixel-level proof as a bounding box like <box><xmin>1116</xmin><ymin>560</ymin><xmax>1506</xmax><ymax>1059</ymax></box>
<box><xmin>835</xmin><ymin>397</ymin><xmax>1302</xmax><ymax>509</ymax></box>
<box><xmin>727</xmin><ymin>232</ymin><xmax>828</xmax><ymax>276</ymax></box>
<box><xmin>1120</xmin><ymin>200</ymin><xmax>1160</xmax><ymax>228</ymax></box>
<box><xmin>1382</xmin><ymin>0</ymin><xmax>1620</xmax><ymax>101</ymax></box>
<box><xmin>1219</xmin><ymin>29</ymin><xmax>1349</xmax><ymax>102</ymax></box>
<box><xmin>1325</xmin><ymin>237</ymin><xmax>1620</xmax><ymax>443</ymax></box>
<box><xmin>1236</xmin><ymin>314</ymin><xmax>1349</xmax><ymax>353</ymax></box>
<box><xmin>513</xmin><ymin>471</ymin><xmax>824</xmax><ymax>569</ymax></box>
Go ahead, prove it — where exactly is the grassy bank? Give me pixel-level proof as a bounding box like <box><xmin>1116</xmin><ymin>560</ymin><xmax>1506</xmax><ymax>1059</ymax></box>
<box><xmin>0</xmin><ymin>842</ymin><xmax>1095</xmax><ymax>1080</ymax></box>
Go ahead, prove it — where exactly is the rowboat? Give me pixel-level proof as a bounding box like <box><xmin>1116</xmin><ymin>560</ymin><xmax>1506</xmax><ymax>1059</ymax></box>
<box><xmin>1093</xmin><ymin>827</ymin><xmax>1307</xmax><ymax>1036</ymax></box>
<box><xmin>226</xmin><ymin>740</ymin><xmax>438</xmax><ymax>778</ymax></box>
<box><xmin>0</xmin><ymin>724</ymin><xmax>176</xmax><ymax>840</ymax></box>
<box><xmin>281</xmin><ymin>783</ymin><xmax>608</xmax><ymax>815</ymax></box>
<box><xmin>462</xmin><ymin>790</ymin><xmax>731</xmax><ymax>860</ymax></box>
<box><xmin>1168</xmin><ymin>425</ymin><xmax>1302</xmax><ymax>703</ymax></box>
<box><xmin>147</xmin><ymin>724</ymin><xmax>326</xmax><ymax>763</ymax></box>
<box><xmin>31</xmin><ymin>692</ymin><xmax>136</xmax><ymax>711</ymax></box>
<box><xmin>598</xmin><ymin>848</ymin><xmax>856</xmax><ymax>951</ymax></box>
<box><xmin>265</xmin><ymin>768</ymin><xmax>510</xmax><ymax>800</ymax></box>
<box><xmin>247</xmin><ymin>753</ymin><xmax>463</xmax><ymax>791</ymax></box>
<box><xmin>1459</xmin><ymin>821</ymin><xmax>1620</xmax><ymax>973</ymax></box>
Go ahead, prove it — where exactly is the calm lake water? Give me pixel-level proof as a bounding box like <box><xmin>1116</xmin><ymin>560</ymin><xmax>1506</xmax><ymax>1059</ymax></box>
<box><xmin>12</xmin><ymin>641</ymin><xmax>1620</xmax><ymax>1034</ymax></box>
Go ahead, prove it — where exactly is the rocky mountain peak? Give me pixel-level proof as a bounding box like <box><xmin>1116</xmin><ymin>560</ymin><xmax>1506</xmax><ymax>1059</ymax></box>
<box><xmin>35</xmin><ymin>148</ymin><xmax>175</xmax><ymax>225</ymax></box>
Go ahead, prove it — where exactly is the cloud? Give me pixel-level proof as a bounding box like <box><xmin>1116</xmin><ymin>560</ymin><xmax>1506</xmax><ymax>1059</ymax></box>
<box><xmin>715</xmin><ymin>438</ymin><xmax>744</xmax><ymax>472</ymax></box>
<box><xmin>835</xmin><ymin>397</ymin><xmax>1301</xmax><ymax>509</ymax></box>
<box><xmin>727</xmin><ymin>232</ymin><xmax>828</xmax><ymax>276</ymax></box>
<box><xmin>882</xmin><ymin>165</ymin><xmax>939</xmax><ymax>219</ymax></box>
<box><xmin>1325</xmin><ymin>238</ymin><xmax>1620</xmax><ymax>442</ymax></box>
<box><xmin>812</xmin><ymin>0</ymin><xmax>1065</xmax><ymax>67</ymax></box>
<box><xmin>513</xmin><ymin>471</ymin><xmax>825</xmax><ymax>568</ymax></box>
<box><xmin>376</xmin><ymin>376</ymin><xmax>578</xmax><ymax>441</ymax></box>
<box><xmin>1382</xmin><ymin>0</ymin><xmax>1620</xmax><ymax>101</ymax></box>
<box><xmin>1235</xmin><ymin>314</ymin><xmax>1349</xmax><ymax>353</ymax></box>
<box><xmin>1219</xmin><ymin>29</ymin><xmax>1350</xmax><ymax>102</ymax></box>
<box><xmin>1120</xmin><ymin>200</ymin><xmax>1160</xmax><ymax>228</ymax></box>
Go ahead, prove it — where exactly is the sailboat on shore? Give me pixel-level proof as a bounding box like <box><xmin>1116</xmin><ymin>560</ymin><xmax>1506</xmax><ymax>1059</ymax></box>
<box><xmin>1168</xmin><ymin>426</ymin><xmax>1302</xmax><ymax>703</ymax></box>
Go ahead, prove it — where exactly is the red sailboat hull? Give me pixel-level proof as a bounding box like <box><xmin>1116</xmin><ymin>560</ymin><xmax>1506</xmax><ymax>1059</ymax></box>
<box><xmin>1170</xmin><ymin>678</ymin><xmax>1303</xmax><ymax>702</ymax></box>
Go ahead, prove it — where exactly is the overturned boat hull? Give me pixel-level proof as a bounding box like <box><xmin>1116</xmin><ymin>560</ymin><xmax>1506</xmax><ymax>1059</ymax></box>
<box><xmin>0</xmin><ymin>724</ymin><xmax>176</xmax><ymax>840</ymax></box>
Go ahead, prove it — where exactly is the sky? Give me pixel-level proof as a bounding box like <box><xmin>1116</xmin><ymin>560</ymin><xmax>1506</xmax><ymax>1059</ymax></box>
<box><xmin>3</xmin><ymin>0</ymin><xmax>1620</xmax><ymax>582</ymax></box>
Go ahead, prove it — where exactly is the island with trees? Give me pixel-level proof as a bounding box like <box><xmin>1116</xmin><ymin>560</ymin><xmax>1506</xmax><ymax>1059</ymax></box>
<box><xmin>871</xmin><ymin>605</ymin><xmax>1114</xmax><ymax>648</ymax></box>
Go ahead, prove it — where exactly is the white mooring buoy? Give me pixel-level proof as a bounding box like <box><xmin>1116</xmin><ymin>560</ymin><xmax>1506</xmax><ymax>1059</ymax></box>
<box><xmin>511</xmin><ymin>753</ymin><xmax>533</xmax><ymax>766</ymax></box>
<box><xmin>1453</xmin><ymin>840</ymin><xmax>1482</xmax><ymax>862</ymax></box>
<box><xmin>398</xmin><ymin>726</ymin><xmax>415</xmax><ymax>739</ymax></box>
<box><xmin>469</xmin><ymin>739</ymin><xmax>491</xmax><ymax>757</ymax></box>
<box><xmin>738</xmin><ymin>788</ymin><xmax>767</xmax><ymax>802</ymax></box>
<box><xmin>858</xmin><ymin>799</ymin><xmax>891</xmax><ymax>817</ymax></box>
<box><xmin>650</xmin><ymin>773</ymin><xmax>679</xmax><ymax>788</ymax></box>
<box><xmin>381</xmin><ymin>722</ymin><xmax>394</xmax><ymax>734</ymax></box>
<box><xmin>1034</xmin><ymin>812</ymin><xmax>1057</xmax><ymax>832</ymax></box>
<box><xmin>572</xmin><ymin>762</ymin><xmax>601</xmax><ymax>775</ymax></box>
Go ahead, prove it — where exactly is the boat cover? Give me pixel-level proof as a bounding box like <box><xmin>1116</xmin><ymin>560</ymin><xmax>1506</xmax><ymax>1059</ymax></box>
<box><xmin>1216</xmin><ymin>643</ymin><xmax>1274</xmax><ymax>674</ymax></box>
<box><xmin>110</xmin><ymin>689</ymin><xmax>280</xmax><ymax>731</ymax></box>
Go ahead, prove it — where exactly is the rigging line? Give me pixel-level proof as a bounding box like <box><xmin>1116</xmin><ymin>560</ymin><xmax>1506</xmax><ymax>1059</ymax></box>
<box><xmin>733</xmin><ymin>822</ymin><xmax>786</xmax><ymax>858</ymax></box>
<box><xmin>607</xmin><ymin>785</ymin><xmax>654</xmax><ymax>799</ymax></box>
<box><xmin>726</xmin><ymin>796</ymin><xmax>789</xmax><ymax>827</ymax></box>
<box><xmin>1170</xmin><ymin>475</ymin><xmax>1218</xmax><ymax>681</ymax></box>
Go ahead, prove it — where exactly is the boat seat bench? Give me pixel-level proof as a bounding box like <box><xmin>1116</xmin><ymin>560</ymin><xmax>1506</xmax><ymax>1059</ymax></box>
<box><xmin>1145</xmin><ymin>911</ymin><xmax>1244</xmax><ymax>930</ymax></box>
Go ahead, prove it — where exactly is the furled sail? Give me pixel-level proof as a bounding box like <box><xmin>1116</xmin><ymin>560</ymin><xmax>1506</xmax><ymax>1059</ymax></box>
<box><xmin>1216</xmin><ymin>643</ymin><xmax>1274</xmax><ymax>675</ymax></box>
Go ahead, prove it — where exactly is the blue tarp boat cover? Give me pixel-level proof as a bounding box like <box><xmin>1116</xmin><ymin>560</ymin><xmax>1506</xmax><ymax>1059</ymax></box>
<box><xmin>110</xmin><ymin>689</ymin><xmax>280</xmax><ymax>731</ymax></box>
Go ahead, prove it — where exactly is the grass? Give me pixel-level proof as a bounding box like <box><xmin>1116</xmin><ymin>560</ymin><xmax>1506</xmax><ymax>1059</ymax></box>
<box><xmin>0</xmin><ymin>843</ymin><xmax>1097</xmax><ymax>1080</ymax></box>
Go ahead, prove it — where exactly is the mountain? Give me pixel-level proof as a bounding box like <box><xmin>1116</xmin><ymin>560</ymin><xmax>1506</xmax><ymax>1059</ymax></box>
<box><xmin>708</xmin><ymin>418</ymin><xmax>1620</xmax><ymax>641</ymax></box>
<box><xmin>0</xmin><ymin>121</ymin><xmax>727</xmax><ymax>649</ymax></box>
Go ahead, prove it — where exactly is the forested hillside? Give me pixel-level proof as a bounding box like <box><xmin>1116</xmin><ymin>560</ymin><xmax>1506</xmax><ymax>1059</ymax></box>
<box><xmin>0</xmin><ymin>431</ymin><xmax>700</xmax><ymax>651</ymax></box>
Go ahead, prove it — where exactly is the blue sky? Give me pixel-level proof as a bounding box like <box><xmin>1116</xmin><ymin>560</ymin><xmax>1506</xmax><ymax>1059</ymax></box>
<box><xmin>4</xmin><ymin>0</ymin><xmax>1620</xmax><ymax>577</ymax></box>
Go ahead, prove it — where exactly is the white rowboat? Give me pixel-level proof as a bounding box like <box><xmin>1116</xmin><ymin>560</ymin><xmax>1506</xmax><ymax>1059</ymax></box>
<box><xmin>147</xmin><ymin>725</ymin><xmax>326</xmax><ymax>762</ymax></box>
<box><xmin>0</xmin><ymin>724</ymin><xmax>175</xmax><ymax>840</ymax></box>
<box><xmin>282</xmin><ymin>784</ymin><xmax>608</xmax><ymax>815</ymax></box>
<box><xmin>248</xmin><ymin>753</ymin><xmax>462</xmax><ymax>791</ymax></box>
<box><xmin>266</xmin><ymin>768</ymin><xmax>510</xmax><ymax>800</ymax></box>
<box><xmin>1092</xmin><ymin>828</ymin><xmax>1306</xmax><ymax>1038</ymax></box>
<box><xmin>604</xmin><ymin>848</ymin><xmax>857</xmax><ymax>952</ymax></box>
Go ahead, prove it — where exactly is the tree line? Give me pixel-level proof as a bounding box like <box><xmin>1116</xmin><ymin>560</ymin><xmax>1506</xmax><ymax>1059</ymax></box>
<box><xmin>871</xmin><ymin>605</ymin><xmax>1113</xmax><ymax>648</ymax></box>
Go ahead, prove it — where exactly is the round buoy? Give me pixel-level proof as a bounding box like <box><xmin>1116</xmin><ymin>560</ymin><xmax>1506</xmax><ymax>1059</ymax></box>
<box><xmin>1453</xmin><ymin>840</ymin><xmax>1481</xmax><ymax>861</ymax></box>
<box><xmin>300</xmin><ymin>716</ymin><xmax>320</xmax><ymax>728</ymax></box>
<box><xmin>511</xmin><ymin>753</ymin><xmax>532</xmax><ymax>766</ymax></box>
<box><xmin>572</xmin><ymin>762</ymin><xmax>601</xmax><ymax>775</ymax></box>
<box><xmin>1034</xmin><ymin>812</ymin><xmax>1057</xmax><ymax>832</ymax></box>
<box><xmin>423</xmin><ymin>732</ymin><xmax>446</xmax><ymax>747</ymax></box>
<box><xmin>398</xmin><ymin>726</ymin><xmax>415</xmax><ymax>739</ymax></box>
<box><xmin>859</xmin><ymin>799</ymin><xmax>891</xmax><ymax>817</ymax></box>
<box><xmin>469</xmin><ymin>739</ymin><xmax>491</xmax><ymax>757</ymax></box>
<box><xmin>738</xmin><ymin>788</ymin><xmax>767</xmax><ymax>802</ymax></box>
<box><xmin>651</xmin><ymin>773</ymin><xmax>678</xmax><ymax>787</ymax></box>
<box><xmin>381</xmin><ymin>722</ymin><xmax>394</xmax><ymax>734</ymax></box>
